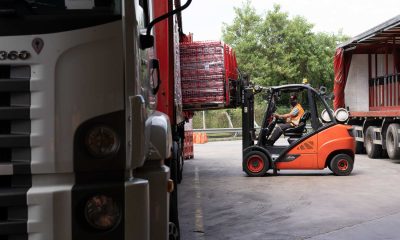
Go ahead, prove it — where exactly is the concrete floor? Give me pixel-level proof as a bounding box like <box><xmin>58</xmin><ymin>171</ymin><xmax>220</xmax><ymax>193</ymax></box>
<box><xmin>178</xmin><ymin>140</ymin><xmax>400</xmax><ymax>240</ymax></box>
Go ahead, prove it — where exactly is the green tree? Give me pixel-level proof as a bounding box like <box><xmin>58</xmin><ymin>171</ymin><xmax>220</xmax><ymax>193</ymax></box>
<box><xmin>222</xmin><ymin>0</ymin><xmax>264</xmax><ymax>83</ymax></box>
<box><xmin>222</xmin><ymin>1</ymin><xmax>349</xmax><ymax>91</ymax></box>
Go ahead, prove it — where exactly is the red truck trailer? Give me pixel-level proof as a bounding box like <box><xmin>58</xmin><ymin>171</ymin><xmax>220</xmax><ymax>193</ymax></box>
<box><xmin>334</xmin><ymin>15</ymin><xmax>400</xmax><ymax>159</ymax></box>
<box><xmin>152</xmin><ymin>1</ymin><xmax>239</xmax><ymax>238</ymax></box>
<box><xmin>152</xmin><ymin>1</ymin><xmax>186</xmax><ymax>238</ymax></box>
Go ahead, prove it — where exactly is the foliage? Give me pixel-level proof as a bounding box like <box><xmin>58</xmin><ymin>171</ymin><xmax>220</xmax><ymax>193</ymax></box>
<box><xmin>193</xmin><ymin>2</ymin><xmax>349</xmax><ymax>129</ymax></box>
<box><xmin>222</xmin><ymin>1</ymin><xmax>349</xmax><ymax>91</ymax></box>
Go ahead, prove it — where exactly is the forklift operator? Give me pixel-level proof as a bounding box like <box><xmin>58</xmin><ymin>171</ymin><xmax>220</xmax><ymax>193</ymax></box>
<box><xmin>267</xmin><ymin>95</ymin><xmax>305</xmax><ymax>145</ymax></box>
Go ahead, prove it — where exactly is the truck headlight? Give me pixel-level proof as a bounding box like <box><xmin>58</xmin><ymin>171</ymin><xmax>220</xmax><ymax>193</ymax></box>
<box><xmin>85</xmin><ymin>125</ymin><xmax>120</xmax><ymax>158</ymax></box>
<box><xmin>84</xmin><ymin>195</ymin><xmax>121</xmax><ymax>230</ymax></box>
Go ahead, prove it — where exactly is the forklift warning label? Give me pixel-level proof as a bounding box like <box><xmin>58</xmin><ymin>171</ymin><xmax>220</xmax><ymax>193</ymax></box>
<box><xmin>297</xmin><ymin>141</ymin><xmax>314</xmax><ymax>151</ymax></box>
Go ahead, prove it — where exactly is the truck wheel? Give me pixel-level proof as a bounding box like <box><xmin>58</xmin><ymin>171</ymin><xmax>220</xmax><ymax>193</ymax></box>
<box><xmin>168</xmin><ymin>142</ymin><xmax>181</xmax><ymax>240</ymax></box>
<box><xmin>176</xmin><ymin>142</ymin><xmax>183</xmax><ymax>184</ymax></box>
<box><xmin>365</xmin><ymin>126</ymin><xmax>382</xmax><ymax>158</ymax></box>
<box><xmin>177</xmin><ymin>153</ymin><xmax>183</xmax><ymax>184</ymax></box>
<box><xmin>169</xmin><ymin>222</ymin><xmax>179</xmax><ymax>240</ymax></box>
<box><xmin>330</xmin><ymin>154</ymin><xmax>354</xmax><ymax>176</ymax></box>
<box><xmin>355</xmin><ymin>141</ymin><xmax>365</xmax><ymax>154</ymax></box>
<box><xmin>169</xmin><ymin>156</ymin><xmax>180</xmax><ymax>240</ymax></box>
<box><xmin>243</xmin><ymin>151</ymin><xmax>269</xmax><ymax>177</ymax></box>
<box><xmin>386</xmin><ymin>124</ymin><xmax>400</xmax><ymax>159</ymax></box>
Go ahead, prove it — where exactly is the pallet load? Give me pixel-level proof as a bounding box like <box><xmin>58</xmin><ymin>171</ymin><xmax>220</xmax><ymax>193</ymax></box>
<box><xmin>180</xmin><ymin>41</ymin><xmax>239</xmax><ymax>110</ymax></box>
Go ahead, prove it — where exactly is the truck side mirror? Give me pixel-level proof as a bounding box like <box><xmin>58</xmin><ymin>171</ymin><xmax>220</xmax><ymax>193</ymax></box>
<box><xmin>319</xmin><ymin>86</ymin><xmax>327</xmax><ymax>95</ymax></box>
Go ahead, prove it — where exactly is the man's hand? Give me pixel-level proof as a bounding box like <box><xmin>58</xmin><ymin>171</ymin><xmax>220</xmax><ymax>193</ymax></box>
<box><xmin>274</xmin><ymin>113</ymin><xmax>281</xmax><ymax>119</ymax></box>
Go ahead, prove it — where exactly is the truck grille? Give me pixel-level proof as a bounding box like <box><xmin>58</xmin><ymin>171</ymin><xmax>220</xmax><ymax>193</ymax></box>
<box><xmin>0</xmin><ymin>65</ymin><xmax>31</xmax><ymax>240</ymax></box>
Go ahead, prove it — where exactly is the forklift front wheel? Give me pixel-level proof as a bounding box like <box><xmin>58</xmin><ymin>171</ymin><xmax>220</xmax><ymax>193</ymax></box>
<box><xmin>329</xmin><ymin>154</ymin><xmax>354</xmax><ymax>176</ymax></box>
<box><xmin>243</xmin><ymin>151</ymin><xmax>269</xmax><ymax>177</ymax></box>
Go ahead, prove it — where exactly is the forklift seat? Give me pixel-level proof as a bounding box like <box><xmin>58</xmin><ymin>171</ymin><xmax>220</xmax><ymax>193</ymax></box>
<box><xmin>284</xmin><ymin>112</ymin><xmax>311</xmax><ymax>143</ymax></box>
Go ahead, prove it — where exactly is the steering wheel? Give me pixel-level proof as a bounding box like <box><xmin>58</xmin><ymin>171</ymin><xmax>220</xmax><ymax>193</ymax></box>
<box><xmin>264</xmin><ymin>116</ymin><xmax>277</xmax><ymax>141</ymax></box>
<box><xmin>258</xmin><ymin>96</ymin><xmax>278</xmax><ymax>145</ymax></box>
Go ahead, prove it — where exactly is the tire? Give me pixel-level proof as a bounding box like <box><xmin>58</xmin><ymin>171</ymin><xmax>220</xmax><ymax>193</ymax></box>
<box><xmin>167</xmin><ymin>142</ymin><xmax>180</xmax><ymax>240</ymax></box>
<box><xmin>176</xmin><ymin>142</ymin><xmax>183</xmax><ymax>184</ymax></box>
<box><xmin>365</xmin><ymin>126</ymin><xmax>382</xmax><ymax>159</ymax></box>
<box><xmin>169</xmin><ymin>222</ymin><xmax>180</xmax><ymax>240</ymax></box>
<box><xmin>381</xmin><ymin>149</ymin><xmax>389</xmax><ymax>159</ymax></box>
<box><xmin>330</xmin><ymin>154</ymin><xmax>354</xmax><ymax>176</ymax></box>
<box><xmin>177</xmin><ymin>153</ymin><xmax>183</xmax><ymax>184</ymax></box>
<box><xmin>386</xmin><ymin>124</ymin><xmax>400</xmax><ymax>159</ymax></box>
<box><xmin>168</xmin><ymin>154</ymin><xmax>180</xmax><ymax>240</ymax></box>
<box><xmin>243</xmin><ymin>151</ymin><xmax>269</xmax><ymax>177</ymax></box>
<box><xmin>355</xmin><ymin>141</ymin><xmax>365</xmax><ymax>154</ymax></box>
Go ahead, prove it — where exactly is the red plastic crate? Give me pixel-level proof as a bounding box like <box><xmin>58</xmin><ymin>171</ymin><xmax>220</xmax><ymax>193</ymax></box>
<box><xmin>184</xmin><ymin>130</ymin><xmax>194</xmax><ymax>159</ymax></box>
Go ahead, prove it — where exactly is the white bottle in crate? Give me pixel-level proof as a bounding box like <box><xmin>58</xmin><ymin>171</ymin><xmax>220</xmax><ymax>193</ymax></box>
<box><xmin>184</xmin><ymin>119</ymin><xmax>193</xmax><ymax>131</ymax></box>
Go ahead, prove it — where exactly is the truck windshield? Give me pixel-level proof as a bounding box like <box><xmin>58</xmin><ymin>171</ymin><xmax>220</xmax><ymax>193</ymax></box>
<box><xmin>0</xmin><ymin>0</ymin><xmax>121</xmax><ymax>14</ymax></box>
<box><xmin>0</xmin><ymin>0</ymin><xmax>122</xmax><ymax>36</ymax></box>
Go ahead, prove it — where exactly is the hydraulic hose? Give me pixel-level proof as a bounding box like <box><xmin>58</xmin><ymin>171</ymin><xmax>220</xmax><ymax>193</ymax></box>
<box><xmin>145</xmin><ymin>0</ymin><xmax>192</xmax><ymax>36</ymax></box>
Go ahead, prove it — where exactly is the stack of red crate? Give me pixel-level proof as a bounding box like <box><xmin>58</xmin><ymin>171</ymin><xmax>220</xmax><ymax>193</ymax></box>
<box><xmin>184</xmin><ymin>131</ymin><xmax>194</xmax><ymax>159</ymax></box>
<box><xmin>180</xmin><ymin>41</ymin><xmax>238</xmax><ymax>110</ymax></box>
<box><xmin>183</xmin><ymin>118</ymin><xmax>194</xmax><ymax>159</ymax></box>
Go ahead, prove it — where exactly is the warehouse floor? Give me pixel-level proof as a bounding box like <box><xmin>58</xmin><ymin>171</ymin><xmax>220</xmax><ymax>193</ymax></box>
<box><xmin>178</xmin><ymin>141</ymin><xmax>400</xmax><ymax>240</ymax></box>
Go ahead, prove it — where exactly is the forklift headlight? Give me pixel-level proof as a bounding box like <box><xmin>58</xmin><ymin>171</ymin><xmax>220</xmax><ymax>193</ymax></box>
<box><xmin>334</xmin><ymin>108</ymin><xmax>349</xmax><ymax>123</ymax></box>
<box><xmin>321</xmin><ymin>109</ymin><xmax>333</xmax><ymax>123</ymax></box>
<box><xmin>85</xmin><ymin>125</ymin><xmax>120</xmax><ymax>158</ymax></box>
<box><xmin>84</xmin><ymin>195</ymin><xmax>121</xmax><ymax>230</ymax></box>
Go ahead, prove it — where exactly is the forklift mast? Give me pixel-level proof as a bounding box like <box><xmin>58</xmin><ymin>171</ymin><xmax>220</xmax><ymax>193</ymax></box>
<box><xmin>242</xmin><ymin>87</ymin><xmax>255</xmax><ymax>151</ymax></box>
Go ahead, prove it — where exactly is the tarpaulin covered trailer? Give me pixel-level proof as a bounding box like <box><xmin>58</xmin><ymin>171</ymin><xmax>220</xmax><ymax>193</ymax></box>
<box><xmin>334</xmin><ymin>15</ymin><xmax>400</xmax><ymax>159</ymax></box>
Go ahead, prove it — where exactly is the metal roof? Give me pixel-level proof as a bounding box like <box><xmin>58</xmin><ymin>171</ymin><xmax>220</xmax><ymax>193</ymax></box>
<box><xmin>270</xmin><ymin>84</ymin><xmax>317</xmax><ymax>93</ymax></box>
<box><xmin>337</xmin><ymin>15</ymin><xmax>400</xmax><ymax>49</ymax></box>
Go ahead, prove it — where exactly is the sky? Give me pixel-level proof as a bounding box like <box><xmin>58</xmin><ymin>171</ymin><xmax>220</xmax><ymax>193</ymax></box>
<box><xmin>182</xmin><ymin>0</ymin><xmax>400</xmax><ymax>41</ymax></box>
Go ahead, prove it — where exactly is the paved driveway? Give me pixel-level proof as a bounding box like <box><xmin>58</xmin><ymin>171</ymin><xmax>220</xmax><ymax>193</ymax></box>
<box><xmin>178</xmin><ymin>141</ymin><xmax>400</xmax><ymax>240</ymax></box>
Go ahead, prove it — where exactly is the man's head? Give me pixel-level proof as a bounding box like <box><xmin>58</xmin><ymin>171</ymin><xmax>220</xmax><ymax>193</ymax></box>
<box><xmin>290</xmin><ymin>95</ymin><xmax>298</xmax><ymax>107</ymax></box>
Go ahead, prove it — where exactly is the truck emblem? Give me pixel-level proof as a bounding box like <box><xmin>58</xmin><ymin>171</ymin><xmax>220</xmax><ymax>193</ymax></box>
<box><xmin>32</xmin><ymin>38</ymin><xmax>44</xmax><ymax>54</ymax></box>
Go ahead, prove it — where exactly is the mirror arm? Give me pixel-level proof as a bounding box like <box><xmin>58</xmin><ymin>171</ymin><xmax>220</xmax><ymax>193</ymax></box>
<box><xmin>140</xmin><ymin>0</ymin><xmax>192</xmax><ymax>49</ymax></box>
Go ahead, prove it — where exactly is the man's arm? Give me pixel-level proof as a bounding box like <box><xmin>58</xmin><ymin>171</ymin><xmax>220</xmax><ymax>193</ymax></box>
<box><xmin>275</xmin><ymin>107</ymin><xmax>299</xmax><ymax>119</ymax></box>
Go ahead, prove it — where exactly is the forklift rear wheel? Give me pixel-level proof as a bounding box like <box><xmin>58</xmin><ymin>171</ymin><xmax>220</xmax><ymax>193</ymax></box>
<box><xmin>330</xmin><ymin>154</ymin><xmax>353</xmax><ymax>176</ymax></box>
<box><xmin>365</xmin><ymin>126</ymin><xmax>382</xmax><ymax>159</ymax></box>
<box><xmin>243</xmin><ymin>151</ymin><xmax>269</xmax><ymax>177</ymax></box>
<box><xmin>386</xmin><ymin>124</ymin><xmax>400</xmax><ymax>160</ymax></box>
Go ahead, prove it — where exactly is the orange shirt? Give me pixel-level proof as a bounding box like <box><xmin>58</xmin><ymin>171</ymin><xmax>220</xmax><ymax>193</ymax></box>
<box><xmin>288</xmin><ymin>103</ymin><xmax>305</xmax><ymax>126</ymax></box>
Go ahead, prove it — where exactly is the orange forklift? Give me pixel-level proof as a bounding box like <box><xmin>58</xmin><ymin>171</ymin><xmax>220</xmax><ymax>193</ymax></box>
<box><xmin>241</xmin><ymin>82</ymin><xmax>355</xmax><ymax>177</ymax></box>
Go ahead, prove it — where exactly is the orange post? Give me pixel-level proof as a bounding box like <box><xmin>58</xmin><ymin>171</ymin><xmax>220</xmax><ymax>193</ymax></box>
<box><xmin>203</xmin><ymin>133</ymin><xmax>208</xmax><ymax>143</ymax></box>
<box><xmin>199</xmin><ymin>133</ymin><xmax>205</xmax><ymax>144</ymax></box>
